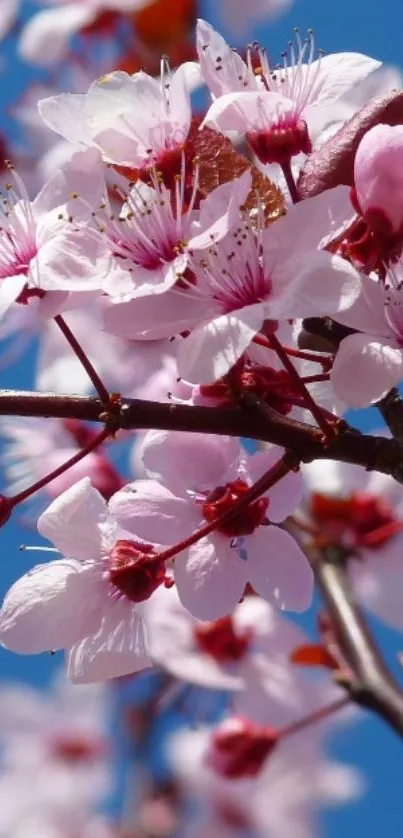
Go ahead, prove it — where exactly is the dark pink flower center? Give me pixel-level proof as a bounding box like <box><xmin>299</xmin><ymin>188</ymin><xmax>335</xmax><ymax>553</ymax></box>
<box><xmin>210</xmin><ymin>718</ymin><xmax>278</xmax><ymax>778</ymax></box>
<box><xmin>311</xmin><ymin>491</ymin><xmax>403</xmax><ymax>549</ymax></box>
<box><xmin>193</xmin><ymin>615</ymin><xmax>252</xmax><ymax>662</ymax></box>
<box><xmin>108</xmin><ymin>539</ymin><xmax>168</xmax><ymax>602</ymax></box>
<box><xmin>52</xmin><ymin>735</ymin><xmax>102</xmax><ymax>764</ymax></box>
<box><xmin>246</xmin><ymin>119</ymin><xmax>312</xmax><ymax>166</ymax></box>
<box><xmin>202</xmin><ymin>478</ymin><xmax>269</xmax><ymax>537</ymax></box>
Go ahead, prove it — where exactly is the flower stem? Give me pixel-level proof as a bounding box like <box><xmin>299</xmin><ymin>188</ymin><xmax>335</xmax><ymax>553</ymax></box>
<box><xmin>281</xmin><ymin>160</ymin><xmax>301</xmax><ymax>204</ymax></box>
<box><xmin>278</xmin><ymin>696</ymin><xmax>350</xmax><ymax>741</ymax></box>
<box><xmin>10</xmin><ymin>427</ymin><xmax>110</xmax><ymax>507</ymax></box>
<box><xmin>268</xmin><ymin>332</ymin><xmax>336</xmax><ymax>441</ymax></box>
<box><xmin>54</xmin><ymin>314</ymin><xmax>110</xmax><ymax>406</ymax></box>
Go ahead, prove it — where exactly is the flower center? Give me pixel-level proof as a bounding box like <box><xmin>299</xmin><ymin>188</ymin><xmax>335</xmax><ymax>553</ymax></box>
<box><xmin>208</xmin><ymin>717</ymin><xmax>278</xmax><ymax>778</ymax></box>
<box><xmin>246</xmin><ymin>119</ymin><xmax>312</xmax><ymax>166</ymax></box>
<box><xmin>202</xmin><ymin>478</ymin><xmax>269</xmax><ymax>537</ymax></box>
<box><xmin>108</xmin><ymin>539</ymin><xmax>169</xmax><ymax>602</ymax></box>
<box><xmin>51</xmin><ymin>735</ymin><xmax>102</xmax><ymax>764</ymax></box>
<box><xmin>193</xmin><ymin>615</ymin><xmax>252</xmax><ymax>662</ymax></box>
<box><xmin>311</xmin><ymin>491</ymin><xmax>402</xmax><ymax>549</ymax></box>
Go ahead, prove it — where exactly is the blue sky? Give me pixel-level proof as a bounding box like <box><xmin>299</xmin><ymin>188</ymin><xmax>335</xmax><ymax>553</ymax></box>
<box><xmin>0</xmin><ymin>0</ymin><xmax>402</xmax><ymax>835</ymax></box>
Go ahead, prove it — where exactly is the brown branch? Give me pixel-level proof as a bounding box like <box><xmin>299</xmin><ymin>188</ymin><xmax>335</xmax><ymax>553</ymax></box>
<box><xmin>2</xmin><ymin>388</ymin><xmax>403</xmax><ymax>482</ymax></box>
<box><xmin>378</xmin><ymin>387</ymin><xmax>403</xmax><ymax>444</ymax></box>
<box><xmin>314</xmin><ymin>548</ymin><xmax>403</xmax><ymax>737</ymax></box>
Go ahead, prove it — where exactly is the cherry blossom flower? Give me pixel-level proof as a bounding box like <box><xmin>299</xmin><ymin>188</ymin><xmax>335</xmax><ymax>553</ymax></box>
<box><xmin>100</xmin><ymin>170</ymin><xmax>252</xmax><ymax>299</ymax></box>
<box><xmin>330</xmin><ymin>268</ymin><xmax>403</xmax><ymax>405</ymax></box>
<box><xmin>110</xmin><ymin>431</ymin><xmax>312</xmax><ymax>620</ymax></box>
<box><xmin>302</xmin><ymin>458</ymin><xmax>403</xmax><ymax>629</ymax></box>
<box><xmin>0</xmin><ymin>148</ymin><xmax>112</xmax><ymax>319</ymax></box>
<box><xmin>38</xmin><ymin>61</ymin><xmax>200</xmax><ymax>181</ymax></box>
<box><xmin>104</xmin><ymin>185</ymin><xmax>361</xmax><ymax>384</ymax></box>
<box><xmin>145</xmin><ymin>589</ymin><xmax>306</xmax><ymax>691</ymax></box>
<box><xmin>0</xmin><ymin>477</ymin><xmax>166</xmax><ymax>682</ymax></box>
<box><xmin>197</xmin><ymin>20</ymin><xmax>381</xmax><ymax>165</ymax></box>
<box><xmin>19</xmin><ymin>0</ymin><xmax>152</xmax><ymax>67</ymax></box>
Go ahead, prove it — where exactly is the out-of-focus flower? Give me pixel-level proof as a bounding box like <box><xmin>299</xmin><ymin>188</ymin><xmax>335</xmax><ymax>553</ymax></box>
<box><xmin>302</xmin><ymin>458</ymin><xmax>403</xmax><ymax>629</ymax></box>
<box><xmin>19</xmin><ymin>0</ymin><xmax>153</xmax><ymax>66</ymax></box>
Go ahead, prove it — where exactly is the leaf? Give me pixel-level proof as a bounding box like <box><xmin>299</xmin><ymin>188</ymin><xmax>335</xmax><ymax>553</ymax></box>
<box><xmin>185</xmin><ymin>120</ymin><xmax>285</xmax><ymax>225</ymax></box>
<box><xmin>290</xmin><ymin>643</ymin><xmax>338</xmax><ymax>670</ymax></box>
<box><xmin>298</xmin><ymin>90</ymin><xmax>403</xmax><ymax>199</ymax></box>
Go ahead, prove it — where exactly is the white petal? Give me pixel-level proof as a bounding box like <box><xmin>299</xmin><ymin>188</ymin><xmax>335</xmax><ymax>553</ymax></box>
<box><xmin>0</xmin><ymin>0</ymin><xmax>19</xmax><ymax>40</ymax></box>
<box><xmin>38</xmin><ymin>92</ymin><xmax>90</xmax><ymax>147</ymax></box>
<box><xmin>0</xmin><ymin>560</ymin><xmax>98</xmax><ymax>653</ymax></box>
<box><xmin>67</xmin><ymin>598</ymin><xmax>152</xmax><ymax>683</ymax></box>
<box><xmin>139</xmin><ymin>429</ymin><xmax>240</xmax><ymax>494</ymax></box>
<box><xmin>109</xmin><ymin>480</ymin><xmax>195</xmax><ymax>544</ymax></box>
<box><xmin>247</xmin><ymin>527</ymin><xmax>313</xmax><ymax>612</ymax></box>
<box><xmin>38</xmin><ymin>478</ymin><xmax>107</xmax><ymax>560</ymax></box>
<box><xmin>331</xmin><ymin>333</ymin><xmax>403</xmax><ymax>406</ymax></box>
<box><xmin>306</xmin><ymin>52</ymin><xmax>382</xmax><ymax>109</ymax></box>
<box><xmin>0</xmin><ymin>276</ymin><xmax>26</xmax><ymax>318</ymax></box>
<box><xmin>174</xmin><ymin>535</ymin><xmax>248</xmax><ymax>620</ymax></box>
<box><xmin>189</xmin><ymin>170</ymin><xmax>252</xmax><ymax>250</ymax></box>
<box><xmin>103</xmin><ymin>291</ymin><xmax>207</xmax><ymax>340</ymax></box>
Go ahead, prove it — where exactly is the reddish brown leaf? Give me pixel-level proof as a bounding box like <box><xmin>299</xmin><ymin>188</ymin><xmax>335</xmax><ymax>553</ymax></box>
<box><xmin>298</xmin><ymin>90</ymin><xmax>403</xmax><ymax>199</ymax></box>
<box><xmin>185</xmin><ymin>121</ymin><xmax>285</xmax><ymax>225</ymax></box>
<box><xmin>290</xmin><ymin>643</ymin><xmax>339</xmax><ymax>670</ymax></box>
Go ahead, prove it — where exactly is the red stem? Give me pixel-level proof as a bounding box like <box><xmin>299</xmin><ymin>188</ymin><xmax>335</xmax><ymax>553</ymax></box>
<box><xmin>281</xmin><ymin>160</ymin><xmax>301</xmax><ymax>204</ymax></box>
<box><xmin>54</xmin><ymin>314</ymin><xmax>110</xmax><ymax>406</ymax></box>
<box><xmin>268</xmin><ymin>333</ymin><xmax>335</xmax><ymax>441</ymax></box>
<box><xmin>10</xmin><ymin>427</ymin><xmax>110</xmax><ymax>507</ymax></box>
<box><xmin>278</xmin><ymin>696</ymin><xmax>350</xmax><ymax>741</ymax></box>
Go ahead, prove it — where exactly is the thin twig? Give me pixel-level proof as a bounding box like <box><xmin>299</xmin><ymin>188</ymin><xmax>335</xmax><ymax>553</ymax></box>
<box><xmin>54</xmin><ymin>314</ymin><xmax>110</xmax><ymax>405</ymax></box>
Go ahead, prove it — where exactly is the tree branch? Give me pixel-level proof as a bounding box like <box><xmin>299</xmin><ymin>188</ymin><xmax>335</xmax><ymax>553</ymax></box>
<box><xmin>378</xmin><ymin>387</ymin><xmax>403</xmax><ymax>444</ymax></box>
<box><xmin>314</xmin><ymin>549</ymin><xmax>403</xmax><ymax>737</ymax></box>
<box><xmin>2</xmin><ymin>389</ymin><xmax>403</xmax><ymax>482</ymax></box>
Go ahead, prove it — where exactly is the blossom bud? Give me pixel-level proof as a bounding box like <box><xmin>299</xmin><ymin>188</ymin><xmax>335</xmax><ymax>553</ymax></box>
<box><xmin>354</xmin><ymin>124</ymin><xmax>403</xmax><ymax>238</ymax></box>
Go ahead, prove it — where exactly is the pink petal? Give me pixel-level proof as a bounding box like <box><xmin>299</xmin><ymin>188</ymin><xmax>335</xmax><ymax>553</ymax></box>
<box><xmin>103</xmin><ymin>291</ymin><xmax>207</xmax><ymax>340</ymax></box>
<box><xmin>38</xmin><ymin>478</ymin><xmax>107</xmax><ymax>560</ymax></box>
<box><xmin>189</xmin><ymin>170</ymin><xmax>252</xmax><ymax>250</ymax></box>
<box><xmin>109</xmin><ymin>480</ymin><xmax>197</xmax><ymax>544</ymax></box>
<box><xmin>246</xmin><ymin>527</ymin><xmax>313</xmax><ymax>612</ymax></box>
<box><xmin>242</xmin><ymin>450</ymin><xmax>303</xmax><ymax>523</ymax></box>
<box><xmin>263</xmin><ymin>186</ymin><xmax>354</xmax><ymax>254</ymax></box>
<box><xmin>38</xmin><ymin>92</ymin><xmax>91</xmax><ymax>148</ymax></box>
<box><xmin>0</xmin><ymin>276</ymin><xmax>26</xmax><ymax>318</ymax></box>
<box><xmin>176</xmin><ymin>304</ymin><xmax>264</xmax><ymax>384</ymax></box>
<box><xmin>335</xmin><ymin>276</ymin><xmax>389</xmax><ymax>334</ymax></box>
<box><xmin>331</xmin><ymin>333</ymin><xmax>403</xmax><ymax>406</ymax></box>
<box><xmin>196</xmin><ymin>19</ymin><xmax>253</xmax><ymax>98</ymax></box>
<box><xmin>306</xmin><ymin>52</ymin><xmax>382</xmax><ymax>110</ymax></box>
<box><xmin>0</xmin><ymin>560</ymin><xmax>97</xmax><ymax>653</ymax></box>
<box><xmin>67</xmin><ymin>598</ymin><xmax>152</xmax><ymax>683</ymax></box>
<box><xmin>271</xmin><ymin>252</ymin><xmax>362</xmax><ymax>320</ymax></box>
<box><xmin>355</xmin><ymin>124</ymin><xmax>403</xmax><ymax>232</ymax></box>
<box><xmin>0</xmin><ymin>0</ymin><xmax>19</xmax><ymax>40</ymax></box>
<box><xmin>352</xmin><ymin>539</ymin><xmax>403</xmax><ymax>630</ymax></box>
<box><xmin>139</xmin><ymin>430</ymin><xmax>240</xmax><ymax>494</ymax></box>
<box><xmin>174</xmin><ymin>534</ymin><xmax>248</xmax><ymax>620</ymax></box>
<box><xmin>202</xmin><ymin>91</ymin><xmax>294</xmax><ymax>135</ymax></box>
<box><xmin>34</xmin><ymin>148</ymin><xmax>105</xmax><ymax>222</ymax></box>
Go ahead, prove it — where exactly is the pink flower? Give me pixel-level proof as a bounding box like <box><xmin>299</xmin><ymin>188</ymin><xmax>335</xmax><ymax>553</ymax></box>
<box><xmin>110</xmin><ymin>431</ymin><xmax>312</xmax><ymax>620</ymax></box>
<box><xmin>302</xmin><ymin>458</ymin><xmax>403</xmax><ymax>629</ymax></box>
<box><xmin>197</xmin><ymin>20</ymin><xmax>381</xmax><ymax>165</ymax></box>
<box><xmin>19</xmin><ymin>0</ymin><xmax>152</xmax><ymax>67</ymax></box>
<box><xmin>331</xmin><ymin>269</ymin><xmax>403</xmax><ymax>406</ymax></box>
<box><xmin>351</xmin><ymin>124</ymin><xmax>403</xmax><ymax>264</ymax></box>
<box><xmin>0</xmin><ymin>0</ymin><xmax>19</xmax><ymax>41</ymax></box>
<box><xmin>104</xmin><ymin>186</ymin><xmax>361</xmax><ymax>384</ymax></box>
<box><xmin>0</xmin><ymin>148</ymin><xmax>111</xmax><ymax>319</ymax></box>
<box><xmin>100</xmin><ymin>170</ymin><xmax>252</xmax><ymax>299</ymax></box>
<box><xmin>0</xmin><ymin>478</ymin><xmax>166</xmax><ymax>682</ymax></box>
<box><xmin>38</xmin><ymin>62</ymin><xmax>200</xmax><ymax>178</ymax></box>
<box><xmin>145</xmin><ymin>589</ymin><xmax>305</xmax><ymax>691</ymax></box>
<box><xmin>216</xmin><ymin>0</ymin><xmax>293</xmax><ymax>38</ymax></box>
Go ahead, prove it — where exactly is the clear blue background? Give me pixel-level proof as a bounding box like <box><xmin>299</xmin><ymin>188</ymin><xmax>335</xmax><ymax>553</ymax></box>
<box><xmin>0</xmin><ymin>0</ymin><xmax>402</xmax><ymax>835</ymax></box>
